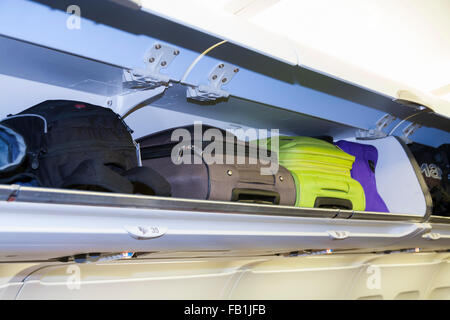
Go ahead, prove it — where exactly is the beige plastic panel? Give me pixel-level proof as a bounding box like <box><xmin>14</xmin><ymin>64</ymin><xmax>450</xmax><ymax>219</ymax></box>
<box><xmin>228</xmin><ymin>254</ymin><xmax>372</xmax><ymax>299</ymax></box>
<box><xmin>8</xmin><ymin>252</ymin><xmax>450</xmax><ymax>300</ymax></box>
<box><xmin>0</xmin><ymin>263</ymin><xmax>40</xmax><ymax>299</ymax></box>
<box><xmin>426</xmin><ymin>257</ymin><xmax>450</xmax><ymax>300</ymax></box>
<box><xmin>347</xmin><ymin>252</ymin><xmax>450</xmax><ymax>300</ymax></box>
<box><xmin>229</xmin><ymin>253</ymin><xmax>450</xmax><ymax>299</ymax></box>
<box><xmin>15</xmin><ymin>259</ymin><xmax>263</xmax><ymax>300</ymax></box>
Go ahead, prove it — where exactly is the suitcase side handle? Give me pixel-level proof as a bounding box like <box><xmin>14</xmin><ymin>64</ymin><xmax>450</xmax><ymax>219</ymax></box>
<box><xmin>231</xmin><ymin>188</ymin><xmax>280</xmax><ymax>205</ymax></box>
<box><xmin>314</xmin><ymin>197</ymin><xmax>353</xmax><ymax>210</ymax></box>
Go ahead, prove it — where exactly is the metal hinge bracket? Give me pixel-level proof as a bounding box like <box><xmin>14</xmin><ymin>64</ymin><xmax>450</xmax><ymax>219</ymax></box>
<box><xmin>356</xmin><ymin>114</ymin><xmax>397</xmax><ymax>140</ymax></box>
<box><xmin>123</xmin><ymin>42</ymin><xmax>180</xmax><ymax>91</ymax></box>
<box><xmin>400</xmin><ymin>122</ymin><xmax>422</xmax><ymax>144</ymax></box>
<box><xmin>186</xmin><ymin>62</ymin><xmax>239</xmax><ymax>101</ymax></box>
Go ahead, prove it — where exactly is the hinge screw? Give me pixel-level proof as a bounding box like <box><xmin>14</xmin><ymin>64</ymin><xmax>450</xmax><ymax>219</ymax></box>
<box><xmin>279</xmin><ymin>176</ymin><xmax>284</xmax><ymax>182</ymax></box>
<box><xmin>155</xmin><ymin>44</ymin><xmax>161</xmax><ymax>49</ymax></box>
<box><xmin>222</xmin><ymin>78</ymin><xmax>227</xmax><ymax>83</ymax></box>
<box><xmin>227</xmin><ymin>170</ymin><xmax>233</xmax><ymax>176</ymax></box>
<box><xmin>149</xmin><ymin>57</ymin><xmax>155</xmax><ymax>63</ymax></box>
<box><xmin>173</xmin><ymin>50</ymin><xmax>180</xmax><ymax>55</ymax></box>
<box><xmin>218</xmin><ymin>63</ymin><xmax>224</xmax><ymax>68</ymax></box>
<box><xmin>161</xmin><ymin>61</ymin><xmax>167</xmax><ymax>66</ymax></box>
<box><xmin>234</xmin><ymin>68</ymin><xmax>239</xmax><ymax>73</ymax></box>
<box><xmin>212</xmin><ymin>75</ymin><xmax>217</xmax><ymax>80</ymax></box>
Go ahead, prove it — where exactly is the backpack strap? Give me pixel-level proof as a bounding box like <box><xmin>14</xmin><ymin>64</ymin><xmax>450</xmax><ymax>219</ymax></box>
<box><xmin>0</xmin><ymin>172</ymin><xmax>42</xmax><ymax>186</ymax></box>
<box><xmin>60</xmin><ymin>160</ymin><xmax>171</xmax><ymax>196</ymax></box>
<box><xmin>60</xmin><ymin>159</ymin><xmax>134</xmax><ymax>194</ymax></box>
<box><xmin>121</xmin><ymin>166</ymin><xmax>171</xmax><ymax>197</ymax></box>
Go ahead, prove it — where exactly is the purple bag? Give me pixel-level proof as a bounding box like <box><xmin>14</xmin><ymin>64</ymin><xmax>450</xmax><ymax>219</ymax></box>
<box><xmin>335</xmin><ymin>140</ymin><xmax>389</xmax><ymax>212</ymax></box>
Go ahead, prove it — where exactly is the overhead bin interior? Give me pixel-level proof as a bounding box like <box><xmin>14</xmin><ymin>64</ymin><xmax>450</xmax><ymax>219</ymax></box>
<box><xmin>0</xmin><ymin>0</ymin><xmax>448</xmax><ymax>262</ymax></box>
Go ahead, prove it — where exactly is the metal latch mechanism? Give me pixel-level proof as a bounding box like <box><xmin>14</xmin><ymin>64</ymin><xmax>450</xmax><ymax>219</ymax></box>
<box><xmin>356</xmin><ymin>114</ymin><xmax>397</xmax><ymax>140</ymax></box>
<box><xmin>422</xmin><ymin>232</ymin><xmax>441</xmax><ymax>241</ymax></box>
<box><xmin>124</xmin><ymin>225</ymin><xmax>168</xmax><ymax>240</ymax></box>
<box><xmin>327</xmin><ymin>230</ymin><xmax>350</xmax><ymax>240</ymax></box>
<box><xmin>186</xmin><ymin>62</ymin><xmax>239</xmax><ymax>101</ymax></box>
<box><xmin>123</xmin><ymin>42</ymin><xmax>180</xmax><ymax>91</ymax></box>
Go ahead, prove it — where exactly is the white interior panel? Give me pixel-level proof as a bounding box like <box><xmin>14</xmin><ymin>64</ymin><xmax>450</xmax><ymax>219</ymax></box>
<box><xmin>0</xmin><ymin>75</ymin><xmax>107</xmax><ymax>119</ymax></box>
<box><xmin>346</xmin><ymin>136</ymin><xmax>429</xmax><ymax>216</ymax></box>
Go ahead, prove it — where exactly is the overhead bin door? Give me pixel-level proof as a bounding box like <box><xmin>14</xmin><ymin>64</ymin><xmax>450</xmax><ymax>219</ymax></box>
<box><xmin>0</xmin><ymin>186</ymin><xmax>431</xmax><ymax>262</ymax></box>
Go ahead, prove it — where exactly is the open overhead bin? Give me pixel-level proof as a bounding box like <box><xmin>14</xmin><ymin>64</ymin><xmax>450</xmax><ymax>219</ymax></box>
<box><xmin>0</xmin><ymin>0</ymin><xmax>448</xmax><ymax>262</ymax></box>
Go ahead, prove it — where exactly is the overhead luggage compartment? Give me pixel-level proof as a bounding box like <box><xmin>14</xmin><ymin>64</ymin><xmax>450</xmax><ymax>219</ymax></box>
<box><xmin>0</xmin><ymin>185</ymin><xmax>434</xmax><ymax>262</ymax></box>
<box><xmin>0</xmin><ymin>0</ymin><xmax>448</xmax><ymax>263</ymax></box>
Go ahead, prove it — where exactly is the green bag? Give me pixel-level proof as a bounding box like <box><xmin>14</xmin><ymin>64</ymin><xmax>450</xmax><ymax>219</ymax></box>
<box><xmin>260</xmin><ymin>136</ymin><xmax>365</xmax><ymax>210</ymax></box>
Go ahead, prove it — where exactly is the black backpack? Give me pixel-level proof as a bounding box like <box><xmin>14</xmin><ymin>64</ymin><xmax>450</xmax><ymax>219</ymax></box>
<box><xmin>1</xmin><ymin>100</ymin><xmax>171</xmax><ymax>196</ymax></box>
<box><xmin>409</xmin><ymin>142</ymin><xmax>450</xmax><ymax>216</ymax></box>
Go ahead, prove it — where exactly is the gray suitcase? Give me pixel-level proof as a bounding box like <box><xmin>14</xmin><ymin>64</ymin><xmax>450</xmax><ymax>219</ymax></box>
<box><xmin>137</xmin><ymin>125</ymin><xmax>296</xmax><ymax>205</ymax></box>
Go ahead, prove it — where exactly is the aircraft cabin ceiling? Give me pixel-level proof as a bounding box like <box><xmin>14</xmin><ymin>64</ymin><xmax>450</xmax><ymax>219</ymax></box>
<box><xmin>136</xmin><ymin>0</ymin><xmax>450</xmax><ymax>119</ymax></box>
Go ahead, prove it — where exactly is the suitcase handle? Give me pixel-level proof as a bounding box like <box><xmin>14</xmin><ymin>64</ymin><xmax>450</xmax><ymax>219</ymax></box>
<box><xmin>231</xmin><ymin>188</ymin><xmax>280</xmax><ymax>205</ymax></box>
<box><xmin>314</xmin><ymin>197</ymin><xmax>353</xmax><ymax>210</ymax></box>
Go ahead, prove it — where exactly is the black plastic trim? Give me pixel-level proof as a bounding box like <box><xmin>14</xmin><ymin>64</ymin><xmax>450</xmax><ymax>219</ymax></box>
<box><xmin>395</xmin><ymin>136</ymin><xmax>434</xmax><ymax>222</ymax></box>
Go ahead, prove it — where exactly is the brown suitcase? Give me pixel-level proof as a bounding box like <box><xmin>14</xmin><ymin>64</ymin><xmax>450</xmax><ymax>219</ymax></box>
<box><xmin>137</xmin><ymin>125</ymin><xmax>296</xmax><ymax>205</ymax></box>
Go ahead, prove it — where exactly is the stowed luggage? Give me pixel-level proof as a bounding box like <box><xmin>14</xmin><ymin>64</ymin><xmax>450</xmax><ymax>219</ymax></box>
<box><xmin>137</xmin><ymin>124</ymin><xmax>296</xmax><ymax>205</ymax></box>
<box><xmin>1</xmin><ymin>100</ymin><xmax>440</xmax><ymax>215</ymax></box>
<box><xmin>1</xmin><ymin>100</ymin><xmax>171</xmax><ymax>196</ymax></box>
<box><xmin>408</xmin><ymin>142</ymin><xmax>450</xmax><ymax>216</ymax></box>
<box><xmin>335</xmin><ymin>140</ymin><xmax>389</xmax><ymax>212</ymax></box>
<box><xmin>261</xmin><ymin>136</ymin><xmax>365</xmax><ymax>210</ymax></box>
<box><xmin>0</xmin><ymin>124</ymin><xmax>34</xmax><ymax>185</ymax></box>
